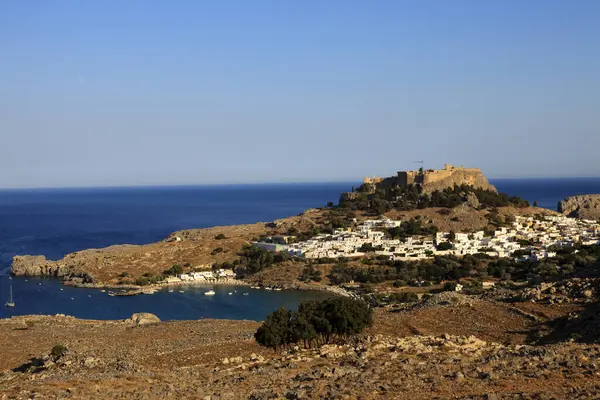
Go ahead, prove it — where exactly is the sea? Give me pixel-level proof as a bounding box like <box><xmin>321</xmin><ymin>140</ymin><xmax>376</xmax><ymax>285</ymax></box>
<box><xmin>1</xmin><ymin>178</ymin><xmax>600</xmax><ymax>321</ymax></box>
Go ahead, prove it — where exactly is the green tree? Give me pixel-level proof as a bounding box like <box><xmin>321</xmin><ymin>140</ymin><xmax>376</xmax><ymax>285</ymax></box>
<box><xmin>254</xmin><ymin>307</ymin><xmax>292</xmax><ymax>351</ymax></box>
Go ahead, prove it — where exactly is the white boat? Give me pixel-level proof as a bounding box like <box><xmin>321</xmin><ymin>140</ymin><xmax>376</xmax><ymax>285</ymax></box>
<box><xmin>243</xmin><ymin>292</ymin><xmax>249</xmax><ymax>296</ymax></box>
<box><xmin>179</xmin><ymin>290</ymin><xmax>185</xmax><ymax>293</ymax></box>
<box><xmin>204</xmin><ymin>290</ymin><xmax>216</xmax><ymax>296</ymax></box>
<box><xmin>228</xmin><ymin>292</ymin><xmax>233</xmax><ymax>295</ymax></box>
<box><xmin>274</xmin><ymin>288</ymin><xmax>282</xmax><ymax>291</ymax></box>
<box><xmin>251</xmin><ymin>286</ymin><xmax>260</xmax><ymax>289</ymax></box>
<box><xmin>101</xmin><ymin>290</ymin><xmax>106</xmax><ymax>293</ymax></box>
<box><xmin>60</xmin><ymin>288</ymin><xmax>64</xmax><ymax>291</ymax></box>
<box><xmin>264</xmin><ymin>287</ymin><xmax>272</xmax><ymax>291</ymax></box>
<box><xmin>5</xmin><ymin>284</ymin><xmax>15</xmax><ymax>307</ymax></box>
<box><xmin>168</xmin><ymin>289</ymin><xmax>174</xmax><ymax>293</ymax></box>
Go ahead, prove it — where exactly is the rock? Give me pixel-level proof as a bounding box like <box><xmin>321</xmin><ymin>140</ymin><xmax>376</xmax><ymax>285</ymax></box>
<box><xmin>83</xmin><ymin>358</ymin><xmax>96</xmax><ymax>368</ymax></box>
<box><xmin>11</xmin><ymin>255</ymin><xmax>49</xmax><ymax>276</ymax></box>
<box><xmin>559</xmin><ymin>195</ymin><xmax>600</xmax><ymax>219</ymax></box>
<box><xmin>126</xmin><ymin>313</ymin><xmax>161</xmax><ymax>325</ymax></box>
<box><xmin>465</xmin><ymin>192</ymin><xmax>480</xmax><ymax>209</ymax></box>
<box><xmin>222</xmin><ymin>358</ymin><xmax>229</xmax><ymax>365</ymax></box>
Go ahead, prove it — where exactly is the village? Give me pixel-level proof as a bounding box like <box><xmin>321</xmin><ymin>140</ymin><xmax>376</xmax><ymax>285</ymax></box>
<box><xmin>255</xmin><ymin>215</ymin><xmax>600</xmax><ymax>263</ymax></box>
<box><xmin>164</xmin><ymin>268</ymin><xmax>238</xmax><ymax>284</ymax></box>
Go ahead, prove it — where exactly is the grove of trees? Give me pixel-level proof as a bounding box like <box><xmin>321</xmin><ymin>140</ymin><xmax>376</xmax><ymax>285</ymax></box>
<box><xmin>255</xmin><ymin>297</ymin><xmax>373</xmax><ymax>351</ymax></box>
<box><xmin>338</xmin><ymin>183</ymin><xmax>530</xmax><ymax>214</ymax></box>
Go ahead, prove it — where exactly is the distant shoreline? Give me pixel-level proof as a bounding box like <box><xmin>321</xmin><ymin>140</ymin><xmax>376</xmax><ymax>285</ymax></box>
<box><xmin>2</xmin><ymin>176</ymin><xmax>600</xmax><ymax>191</ymax></box>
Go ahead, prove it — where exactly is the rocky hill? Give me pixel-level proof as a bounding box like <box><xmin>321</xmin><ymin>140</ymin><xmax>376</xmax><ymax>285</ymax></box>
<box><xmin>346</xmin><ymin>164</ymin><xmax>497</xmax><ymax>200</ymax></box>
<box><xmin>559</xmin><ymin>194</ymin><xmax>600</xmax><ymax>219</ymax></box>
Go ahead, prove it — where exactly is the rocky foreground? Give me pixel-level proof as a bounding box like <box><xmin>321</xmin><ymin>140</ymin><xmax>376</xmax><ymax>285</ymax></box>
<box><xmin>2</xmin><ymin>285</ymin><xmax>600</xmax><ymax>399</ymax></box>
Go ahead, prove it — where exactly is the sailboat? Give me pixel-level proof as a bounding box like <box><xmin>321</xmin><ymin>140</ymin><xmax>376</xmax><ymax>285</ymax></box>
<box><xmin>5</xmin><ymin>283</ymin><xmax>15</xmax><ymax>307</ymax></box>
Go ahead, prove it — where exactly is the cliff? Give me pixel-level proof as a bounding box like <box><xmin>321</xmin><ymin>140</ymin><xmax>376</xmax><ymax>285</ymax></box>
<box><xmin>418</xmin><ymin>165</ymin><xmax>497</xmax><ymax>194</ymax></box>
<box><xmin>558</xmin><ymin>194</ymin><xmax>600</xmax><ymax>219</ymax></box>
<box><xmin>11</xmin><ymin>255</ymin><xmax>94</xmax><ymax>283</ymax></box>
<box><xmin>353</xmin><ymin>164</ymin><xmax>497</xmax><ymax>197</ymax></box>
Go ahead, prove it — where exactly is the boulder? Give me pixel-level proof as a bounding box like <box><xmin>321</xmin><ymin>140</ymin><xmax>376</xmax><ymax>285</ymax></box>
<box><xmin>126</xmin><ymin>313</ymin><xmax>161</xmax><ymax>325</ymax></box>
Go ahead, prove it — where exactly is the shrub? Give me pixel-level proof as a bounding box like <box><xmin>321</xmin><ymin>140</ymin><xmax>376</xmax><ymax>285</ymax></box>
<box><xmin>215</xmin><ymin>233</ymin><xmax>227</xmax><ymax>240</ymax></box>
<box><xmin>299</xmin><ymin>265</ymin><xmax>322</xmax><ymax>282</ymax></box>
<box><xmin>211</xmin><ymin>247</ymin><xmax>224</xmax><ymax>255</ymax></box>
<box><xmin>443</xmin><ymin>281</ymin><xmax>458</xmax><ymax>291</ymax></box>
<box><xmin>135</xmin><ymin>277</ymin><xmax>150</xmax><ymax>286</ymax></box>
<box><xmin>119</xmin><ymin>272</ymin><xmax>130</xmax><ymax>278</ymax></box>
<box><xmin>163</xmin><ymin>264</ymin><xmax>184</xmax><ymax>276</ymax></box>
<box><xmin>436</xmin><ymin>242</ymin><xmax>453</xmax><ymax>251</ymax></box>
<box><xmin>50</xmin><ymin>344</ymin><xmax>67</xmax><ymax>359</ymax></box>
<box><xmin>389</xmin><ymin>292</ymin><xmax>419</xmax><ymax>303</ymax></box>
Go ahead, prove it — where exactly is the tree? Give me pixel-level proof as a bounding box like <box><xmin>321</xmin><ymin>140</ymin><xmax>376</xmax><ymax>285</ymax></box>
<box><xmin>436</xmin><ymin>242</ymin><xmax>453</xmax><ymax>251</ymax></box>
<box><xmin>448</xmin><ymin>230</ymin><xmax>456</xmax><ymax>242</ymax></box>
<box><xmin>533</xmin><ymin>200</ymin><xmax>538</xmax><ymax>207</ymax></box>
<box><xmin>254</xmin><ymin>307</ymin><xmax>292</xmax><ymax>351</ymax></box>
<box><xmin>163</xmin><ymin>264</ymin><xmax>184</xmax><ymax>276</ymax></box>
<box><xmin>255</xmin><ymin>298</ymin><xmax>372</xmax><ymax>350</ymax></box>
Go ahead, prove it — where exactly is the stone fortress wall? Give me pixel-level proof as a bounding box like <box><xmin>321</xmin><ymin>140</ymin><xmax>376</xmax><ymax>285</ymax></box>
<box><xmin>361</xmin><ymin>164</ymin><xmax>496</xmax><ymax>194</ymax></box>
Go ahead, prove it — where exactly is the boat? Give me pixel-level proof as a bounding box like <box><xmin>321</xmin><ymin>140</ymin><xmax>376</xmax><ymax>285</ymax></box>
<box><xmin>60</xmin><ymin>288</ymin><xmax>64</xmax><ymax>291</ymax></box>
<box><xmin>168</xmin><ymin>289</ymin><xmax>174</xmax><ymax>293</ymax></box>
<box><xmin>228</xmin><ymin>292</ymin><xmax>233</xmax><ymax>295</ymax></box>
<box><xmin>274</xmin><ymin>288</ymin><xmax>282</xmax><ymax>291</ymax></box>
<box><xmin>5</xmin><ymin>283</ymin><xmax>15</xmax><ymax>307</ymax></box>
<box><xmin>100</xmin><ymin>290</ymin><xmax>106</xmax><ymax>293</ymax></box>
<box><xmin>250</xmin><ymin>286</ymin><xmax>260</xmax><ymax>289</ymax></box>
<box><xmin>264</xmin><ymin>287</ymin><xmax>272</xmax><ymax>291</ymax></box>
<box><xmin>179</xmin><ymin>290</ymin><xmax>185</xmax><ymax>293</ymax></box>
<box><xmin>108</xmin><ymin>292</ymin><xmax>116</xmax><ymax>297</ymax></box>
<box><xmin>204</xmin><ymin>290</ymin><xmax>216</xmax><ymax>296</ymax></box>
<box><xmin>243</xmin><ymin>292</ymin><xmax>249</xmax><ymax>296</ymax></box>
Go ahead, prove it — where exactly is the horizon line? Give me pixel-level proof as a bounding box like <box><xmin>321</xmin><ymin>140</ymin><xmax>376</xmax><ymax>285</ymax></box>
<box><xmin>1</xmin><ymin>175</ymin><xmax>600</xmax><ymax>191</ymax></box>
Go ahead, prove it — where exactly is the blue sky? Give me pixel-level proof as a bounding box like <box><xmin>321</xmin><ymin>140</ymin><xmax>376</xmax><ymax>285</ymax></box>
<box><xmin>1</xmin><ymin>1</ymin><xmax>599</xmax><ymax>188</ymax></box>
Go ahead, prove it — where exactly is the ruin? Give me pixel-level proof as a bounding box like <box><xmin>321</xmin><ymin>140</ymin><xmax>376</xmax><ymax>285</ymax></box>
<box><xmin>359</xmin><ymin>164</ymin><xmax>497</xmax><ymax>195</ymax></box>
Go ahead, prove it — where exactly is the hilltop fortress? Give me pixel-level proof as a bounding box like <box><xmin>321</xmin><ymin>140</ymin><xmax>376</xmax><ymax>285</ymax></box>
<box><xmin>359</xmin><ymin>164</ymin><xmax>497</xmax><ymax>194</ymax></box>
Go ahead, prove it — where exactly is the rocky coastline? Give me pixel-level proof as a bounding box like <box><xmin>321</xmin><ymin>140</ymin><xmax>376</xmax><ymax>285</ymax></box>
<box><xmin>559</xmin><ymin>194</ymin><xmax>600</xmax><ymax>219</ymax></box>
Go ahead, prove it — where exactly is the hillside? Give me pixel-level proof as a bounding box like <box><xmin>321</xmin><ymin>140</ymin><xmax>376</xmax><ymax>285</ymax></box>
<box><xmin>2</xmin><ymin>284</ymin><xmax>600</xmax><ymax>399</ymax></box>
<box><xmin>10</xmin><ymin>204</ymin><xmax>555</xmax><ymax>287</ymax></box>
